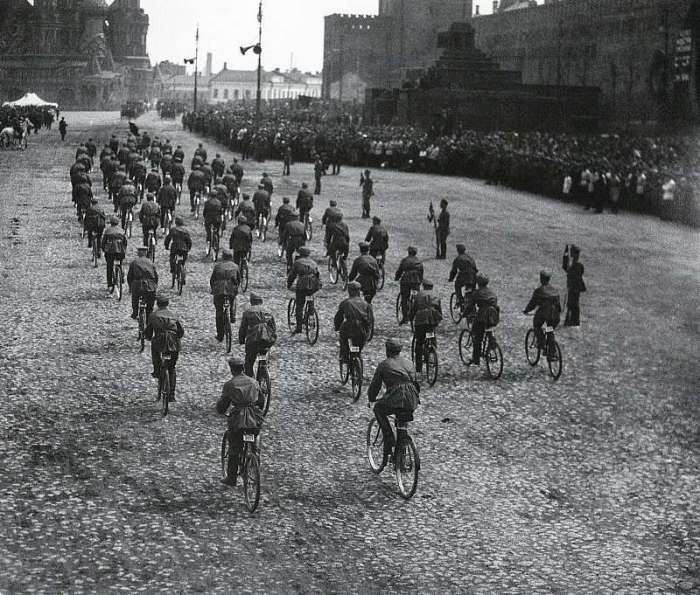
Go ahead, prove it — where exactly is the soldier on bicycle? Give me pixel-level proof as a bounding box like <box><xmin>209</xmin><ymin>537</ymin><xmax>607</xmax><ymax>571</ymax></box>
<box><xmin>235</xmin><ymin>193</ymin><xmax>257</xmax><ymax>229</ymax></box>
<box><xmin>187</xmin><ymin>165</ymin><xmax>206</xmax><ymax>213</ymax></box>
<box><xmin>282</xmin><ymin>217</ymin><xmax>306</xmax><ymax>271</ymax></box>
<box><xmin>367</xmin><ymin>338</ymin><xmax>420</xmax><ymax>458</ymax></box>
<box><xmin>365</xmin><ymin>216</ymin><xmax>388</xmax><ymax>261</ymax></box>
<box><xmin>216</xmin><ymin>356</ymin><xmax>264</xmax><ymax>486</ymax></box>
<box><xmin>101</xmin><ymin>216</ymin><xmax>127</xmax><ymax>289</ymax></box>
<box><xmin>327</xmin><ymin>213</ymin><xmax>350</xmax><ymax>265</ymax></box>
<box><xmin>395</xmin><ymin>246</ymin><xmax>424</xmax><ymax>325</ymax></box>
<box><xmin>467</xmin><ymin>274</ymin><xmax>499</xmax><ymax>366</ymax></box>
<box><xmin>410</xmin><ymin>280</ymin><xmax>443</xmax><ymax>371</ymax></box>
<box><xmin>203</xmin><ymin>191</ymin><xmax>223</xmax><ymax>246</ymax></box>
<box><xmin>238</xmin><ymin>294</ymin><xmax>277</xmax><ymax>377</ymax></box>
<box><xmin>296</xmin><ymin>182</ymin><xmax>313</xmax><ymax>222</ymax></box>
<box><xmin>210</xmin><ymin>249</ymin><xmax>241</xmax><ymax>341</ymax></box>
<box><xmin>127</xmin><ymin>246</ymin><xmax>158</xmax><ymax>320</ymax></box>
<box><xmin>211</xmin><ymin>153</ymin><xmax>226</xmax><ymax>181</ymax></box>
<box><xmin>230</xmin><ymin>215</ymin><xmax>253</xmax><ymax>266</ymax></box>
<box><xmin>84</xmin><ymin>198</ymin><xmax>106</xmax><ymax>253</ymax></box>
<box><xmin>260</xmin><ymin>172</ymin><xmax>273</xmax><ymax>196</ymax></box>
<box><xmin>334</xmin><ymin>281</ymin><xmax>372</xmax><ymax>363</ymax></box>
<box><xmin>156</xmin><ymin>175</ymin><xmax>177</xmax><ymax>230</ymax></box>
<box><xmin>287</xmin><ymin>246</ymin><xmax>322</xmax><ymax>335</ymax></box>
<box><xmin>118</xmin><ymin>179</ymin><xmax>137</xmax><ymax>230</ymax></box>
<box><xmin>164</xmin><ymin>216</ymin><xmax>192</xmax><ymax>282</ymax></box>
<box><xmin>449</xmin><ymin>244</ymin><xmax>478</xmax><ymax>310</ymax></box>
<box><xmin>523</xmin><ymin>270</ymin><xmax>562</xmax><ymax>353</ymax></box>
<box><xmin>252</xmin><ymin>185</ymin><xmax>271</xmax><ymax>230</ymax></box>
<box><xmin>275</xmin><ymin>197</ymin><xmax>297</xmax><ymax>235</ymax></box>
<box><xmin>349</xmin><ymin>242</ymin><xmax>380</xmax><ymax>304</ymax></box>
<box><xmin>145</xmin><ymin>294</ymin><xmax>184</xmax><ymax>401</ymax></box>
<box><xmin>321</xmin><ymin>200</ymin><xmax>342</xmax><ymax>252</ymax></box>
<box><xmin>139</xmin><ymin>193</ymin><xmax>161</xmax><ymax>246</ymax></box>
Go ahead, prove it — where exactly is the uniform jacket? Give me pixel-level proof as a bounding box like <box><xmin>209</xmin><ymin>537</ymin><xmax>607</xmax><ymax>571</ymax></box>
<box><xmin>283</xmin><ymin>220</ymin><xmax>306</xmax><ymax>244</ymax></box>
<box><xmin>449</xmin><ymin>254</ymin><xmax>477</xmax><ymax>285</ymax></box>
<box><xmin>170</xmin><ymin>163</ymin><xmax>185</xmax><ymax>184</ymax></box>
<box><xmin>367</xmin><ymin>355</ymin><xmax>420</xmax><ymax>410</ymax></box>
<box><xmin>187</xmin><ymin>170</ymin><xmax>206</xmax><ymax>191</ymax></box>
<box><xmin>145</xmin><ymin>306</ymin><xmax>184</xmax><ymax>353</ymax></box>
<box><xmin>216</xmin><ymin>374</ymin><xmax>264</xmax><ymax>432</ymax></box>
<box><xmin>349</xmin><ymin>255</ymin><xmax>380</xmax><ymax>292</ymax></box>
<box><xmin>334</xmin><ymin>296</ymin><xmax>372</xmax><ymax>334</ymax></box>
<box><xmin>365</xmin><ymin>224</ymin><xmax>388</xmax><ymax>252</ymax></box>
<box><xmin>297</xmin><ymin>189</ymin><xmax>313</xmax><ymax>211</ymax></box>
<box><xmin>276</xmin><ymin>204</ymin><xmax>297</xmax><ymax>229</ymax></box>
<box><xmin>203</xmin><ymin>197</ymin><xmax>223</xmax><ymax>223</ymax></box>
<box><xmin>260</xmin><ymin>178</ymin><xmax>273</xmax><ymax>195</ymax></box>
<box><xmin>145</xmin><ymin>172</ymin><xmax>162</xmax><ymax>192</ymax></box>
<box><xmin>361</xmin><ymin>176</ymin><xmax>374</xmax><ymax>198</ymax></box>
<box><xmin>329</xmin><ymin>221</ymin><xmax>350</xmax><ymax>246</ymax></box>
<box><xmin>139</xmin><ymin>201</ymin><xmax>160</xmax><ymax>225</ymax></box>
<box><xmin>563</xmin><ymin>260</ymin><xmax>586</xmax><ymax>293</ymax></box>
<box><xmin>239</xmin><ymin>305</ymin><xmax>275</xmax><ymax>347</ymax></box>
<box><xmin>210</xmin><ymin>261</ymin><xmax>240</xmax><ymax>296</ymax></box>
<box><xmin>212</xmin><ymin>158</ymin><xmax>226</xmax><ymax>175</ymax></box>
<box><xmin>118</xmin><ymin>184</ymin><xmax>137</xmax><ymax>208</ymax></box>
<box><xmin>473</xmin><ymin>287</ymin><xmax>499</xmax><ymax>325</ymax></box>
<box><xmin>287</xmin><ymin>256</ymin><xmax>321</xmax><ymax>292</ymax></box>
<box><xmin>157</xmin><ymin>184</ymin><xmax>177</xmax><ymax>210</ymax></box>
<box><xmin>165</xmin><ymin>225</ymin><xmax>192</xmax><ymax>253</ymax></box>
<box><xmin>110</xmin><ymin>171</ymin><xmax>127</xmax><ymax>191</ymax></box>
<box><xmin>253</xmin><ymin>190</ymin><xmax>271</xmax><ymax>212</ymax></box>
<box><xmin>437</xmin><ymin>208</ymin><xmax>450</xmax><ymax>234</ymax></box>
<box><xmin>229</xmin><ymin>224</ymin><xmax>253</xmax><ymax>252</ymax></box>
<box><xmin>524</xmin><ymin>284</ymin><xmax>562</xmax><ymax>319</ymax></box>
<box><xmin>127</xmin><ymin>256</ymin><xmax>158</xmax><ymax>293</ymax></box>
<box><xmin>84</xmin><ymin>204</ymin><xmax>106</xmax><ymax>230</ymax></box>
<box><xmin>101</xmin><ymin>225</ymin><xmax>127</xmax><ymax>255</ymax></box>
<box><xmin>411</xmin><ymin>291</ymin><xmax>443</xmax><ymax>327</ymax></box>
<box><xmin>322</xmin><ymin>207</ymin><xmax>342</xmax><ymax>226</ymax></box>
<box><xmin>395</xmin><ymin>255</ymin><xmax>423</xmax><ymax>286</ymax></box>
<box><xmin>222</xmin><ymin>173</ymin><xmax>238</xmax><ymax>195</ymax></box>
<box><xmin>235</xmin><ymin>199</ymin><xmax>256</xmax><ymax>224</ymax></box>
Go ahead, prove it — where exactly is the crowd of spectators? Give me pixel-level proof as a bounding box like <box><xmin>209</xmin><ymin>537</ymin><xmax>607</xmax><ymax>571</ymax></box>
<box><xmin>0</xmin><ymin>105</ymin><xmax>57</xmax><ymax>134</ymax></box>
<box><xmin>182</xmin><ymin>104</ymin><xmax>698</xmax><ymax>225</ymax></box>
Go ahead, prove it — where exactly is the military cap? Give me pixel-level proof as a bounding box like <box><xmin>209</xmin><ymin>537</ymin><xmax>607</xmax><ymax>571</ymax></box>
<box><xmin>570</xmin><ymin>244</ymin><xmax>580</xmax><ymax>255</ymax></box>
<box><xmin>408</xmin><ymin>246</ymin><xmax>417</xmax><ymax>254</ymax></box>
<box><xmin>298</xmin><ymin>246</ymin><xmax>311</xmax><ymax>257</ymax></box>
<box><xmin>347</xmin><ymin>281</ymin><xmax>361</xmax><ymax>291</ymax></box>
<box><xmin>137</xmin><ymin>246</ymin><xmax>148</xmax><ymax>253</ymax></box>
<box><xmin>372</xmin><ymin>216</ymin><xmax>381</xmax><ymax>224</ymax></box>
<box><xmin>175</xmin><ymin>216</ymin><xmax>184</xmax><ymax>225</ymax></box>
<box><xmin>146</xmin><ymin>193</ymin><xmax>155</xmax><ymax>200</ymax></box>
<box><xmin>329</xmin><ymin>200</ymin><xmax>337</xmax><ymax>207</ymax></box>
<box><xmin>301</xmin><ymin>182</ymin><xmax>308</xmax><ymax>189</ymax></box>
<box><xmin>228</xmin><ymin>356</ymin><xmax>245</xmax><ymax>368</ymax></box>
<box><xmin>385</xmin><ymin>338</ymin><xmax>402</xmax><ymax>354</ymax></box>
<box><xmin>156</xmin><ymin>294</ymin><xmax>170</xmax><ymax>306</ymax></box>
<box><xmin>250</xmin><ymin>293</ymin><xmax>263</xmax><ymax>304</ymax></box>
<box><xmin>422</xmin><ymin>279</ymin><xmax>434</xmax><ymax>289</ymax></box>
<box><xmin>242</xmin><ymin>193</ymin><xmax>250</xmax><ymax>200</ymax></box>
<box><xmin>282</xmin><ymin>196</ymin><xmax>290</xmax><ymax>204</ymax></box>
<box><xmin>540</xmin><ymin>270</ymin><xmax>552</xmax><ymax>280</ymax></box>
<box><xmin>262</xmin><ymin>172</ymin><xmax>268</xmax><ymax>177</ymax></box>
<box><xmin>456</xmin><ymin>243</ymin><xmax>466</xmax><ymax>252</ymax></box>
<box><xmin>359</xmin><ymin>241</ymin><xmax>370</xmax><ymax>250</ymax></box>
<box><xmin>440</xmin><ymin>198</ymin><xmax>448</xmax><ymax>206</ymax></box>
<box><xmin>476</xmin><ymin>273</ymin><xmax>489</xmax><ymax>286</ymax></box>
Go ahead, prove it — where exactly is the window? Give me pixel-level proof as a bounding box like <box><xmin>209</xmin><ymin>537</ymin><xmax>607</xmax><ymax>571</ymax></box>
<box><xmin>234</xmin><ymin>90</ymin><xmax>239</xmax><ymax>100</ymax></box>
<box><xmin>224</xmin><ymin>89</ymin><xmax>229</xmax><ymax>99</ymax></box>
<box><xmin>213</xmin><ymin>88</ymin><xmax>219</xmax><ymax>98</ymax></box>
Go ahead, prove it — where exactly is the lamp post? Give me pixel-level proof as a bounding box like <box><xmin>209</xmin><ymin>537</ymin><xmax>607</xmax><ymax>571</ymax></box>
<box><xmin>240</xmin><ymin>1</ymin><xmax>263</xmax><ymax>128</ymax></box>
<box><xmin>184</xmin><ymin>25</ymin><xmax>200</xmax><ymax>112</ymax></box>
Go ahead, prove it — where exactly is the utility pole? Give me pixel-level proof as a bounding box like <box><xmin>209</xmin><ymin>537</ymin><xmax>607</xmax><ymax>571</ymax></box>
<box><xmin>194</xmin><ymin>25</ymin><xmax>199</xmax><ymax>112</ymax></box>
<box><xmin>256</xmin><ymin>0</ymin><xmax>263</xmax><ymax>129</ymax></box>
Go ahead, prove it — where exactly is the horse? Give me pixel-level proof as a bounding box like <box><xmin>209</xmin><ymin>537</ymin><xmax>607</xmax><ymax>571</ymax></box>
<box><xmin>0</xmin><ymin>125</ymin><xmax>27</xmax><ymax>150</ymax></box>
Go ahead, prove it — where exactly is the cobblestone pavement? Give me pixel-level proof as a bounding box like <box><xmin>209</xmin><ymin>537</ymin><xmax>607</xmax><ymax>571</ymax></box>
<box><xmin>1</xmin><ymin>112</ymin><xmax>699</xmax><ymax>594</ymax></box>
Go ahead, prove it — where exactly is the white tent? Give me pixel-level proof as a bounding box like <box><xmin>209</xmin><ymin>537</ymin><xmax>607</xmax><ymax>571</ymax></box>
<box><xmin>2</xmin><ymin>92</ymin><xmax>58</xmax><ymax>108</ymax></box>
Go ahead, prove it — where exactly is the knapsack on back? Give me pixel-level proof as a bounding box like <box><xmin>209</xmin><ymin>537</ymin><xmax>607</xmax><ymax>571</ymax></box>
<box><xmin>254</xmin><ymin>312</ymin><xmax>277</xmax><ymax>349</ymax></box>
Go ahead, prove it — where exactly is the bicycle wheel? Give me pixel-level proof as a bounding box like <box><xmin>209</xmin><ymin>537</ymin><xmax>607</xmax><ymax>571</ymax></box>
<box><xmin>367</xmin><ymin>308</ymin><xmax>375</xmax><ymax>343</ymax></box>
<box><xmin>243</xmin><ymin>448</ymin><xmax>260</xmax><ymax>512</ymax></box>
<box><xmin>116</xmin><ymin>267</ymin><xmax>123</xmax><ymax>301</ymax></box>
<box><xmin>287</xmin><ymin>298</ymin><xmax>296</xmax><ymax>331</ymax></box>
<box><xmin>160</xmin><ymin>368</ymin><xmax>170</xmax><ymax>416</ymax></box>
<box><xmin>351</xmin><ymin>356</ymin><xmax>363</xmax><ymax>402</ymax></box>
<box><xmin>221</xmin><ymin>433</ymin><xmax>230</xmax><ymax>480</ymax></box>
<box><xmin>425</xmin><ymin>347</ymin><xmax>438</xmax><ymax>387</ymax></box>
<box><xmin>138</xmin><ymin>311</ymin><xmax>145</xmax><ymax>353</ymax></box>
<box><xmin>366</xmin><ymin>418</ymin><xmax>387</xmax><ymax>474</ymax></box>
<box><xmin>258</xmin><ymin>366</ymin><xmax>271</xmax><ymax>416</ymax></box>
<box><xmin>525</xmin><ymin>329</ymin><xmax>540</xmax><ymax>366</ymax></box>
<box><xmin>340</xmin><ymin>260</ymin><xmax>348</xmax><ymax>291</ymax></box>
<box><xmin>224</xmin><ymin>309</ymin><xmax>232</xmax><ymax>353</ymax></box>
<box><xmin>410</xmin><ymin>335</ymin><xmax>416</xmax><ymax>363</ymax></box>
<box><xmin>458</xmin><ymin>328</ymin><xmax>473</xmax><ymax>365</ymax></box>
<box><xmin>328</xmin><ymin>257</ymin><xmax>338</xmax><ymax>284</ymax></box>
<box><xmin>206</xmin><ymin>239</ymin><xmax>212</xmax><ymax>257</ymax></box>
<box><xmin>378</xmin><ymin>263</ymin><xmax>385</xmax><ymax>290</ymax></box>
<box><xmin>241</xmin><ymin>265</ymin><xmax>248</xmax><ymax>293</ymax></box>
<box><xmin>485</xmin><ymin>338</ymin><xmax>504</xmax><ymax>380</ymax></box>
<box><xmin>339</xmin><ymin>357</ymin><xmax>349</xmax><ymax>385</ymax></box>
<box><xmin>395</xmin><ymin>434</ymin><xmax>420</xmax><ymax>500</ymax></box>
<box><xmin>92</xmin><ymin>241</ymin><xmax>98</xmax><ymax>268</ymax></box>
<box><xmin>177</xmin><ymin>265</ymin><xmax>184</xmax><ymax>296</ymax></box>
<box><xmin>305</xmin><ymin>305</ymin><xmax>319</xmax><ymax>346</ymax></box>
<box><xmin>260</xmin><ymin>219</ymin><xmax>267</xmax><ymax>243</ymax></box>
<box><xmin>449</xmin><ymin>292</ymin><xmax>463</xmax><ymax>324</ymax></box>
<box><xmin>547</xmin><ymin>340</ymin><xmax>563</xmax><ymax>380</ymax></box>
<box><xmin>305</xmin><ymin>219</ymin><xmax>313</xmax><ymax>241</ymax></box>
<box><xmin>395</xmin><ymin>293</ymin><xmax>401</xmax><ymax>324</ymax></box>
<box><xmin>149</xmin><ymin>237</ymin><xmax>156</xmax><ymax>263</ymax></box>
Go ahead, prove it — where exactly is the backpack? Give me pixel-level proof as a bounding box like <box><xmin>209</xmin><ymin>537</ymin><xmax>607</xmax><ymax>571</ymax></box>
<box><xmin>253</xmin><ymin>312</ymin><xmax>277</xmax><ymax>349</ymax></box>
<box><xmin>482</xmin><ymin>305</ymin><xmax>500</xmax><ymax>328</ymax></box>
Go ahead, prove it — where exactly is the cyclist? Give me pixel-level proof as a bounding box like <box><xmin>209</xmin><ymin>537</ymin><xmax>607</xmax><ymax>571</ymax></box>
<box><xmin>238</xmin><ymin>293</ymin><xmax>277</xmax><ymax>377</ymax></box>
<box><xmin>235</xmin><ymin>193</ymin><xmax>257</xmax><ymax>229</ymax></box>
<box><xmin>296</xmin><ymin>182</ymin><xmax>314</xmax><ymax>223</ymax></box>
<box><xmin>164</xmin><ymin>216</ymin><xmax>192</xmax><ymax>283</ymax></box>
<box><xmin>139</xmin><ymin>193</ymin><xmax>161</xmax><ymax>246</ymax></box>
<box><xmin>84</xmin><ymin>198</ymin><xmax>106</xmax><ymax>253</ymax></box>
<box><xmin>203</xmin><ymin>191</ymin><xmax>223</xmax><ymax>247</ymax></box>
<box><xmin>252</xmin><ymin>185</ymin><xmax>271</xmax><ymax>230</ymax></box>
<box><xmin>321</xmin><ymin>200</ymin><xmax>342</xmax><ymax>252</ymax></box>
<box><xmin>148</xmin><ymin>143</ymin><xmax>162</xmax><ymax>170</ymax></box>
<box><xmin>230</xmin><ymin>215</ymin><xmax>253</xmax><ymax>266</ymax></box>
<box><xmin>200</xmin><ymin>161</ymin><xmax>213</xmax><ymax>192</ymax></box>
<box><xmin>210</xmin><ymin>249</ymin><xmax>241</xmax><ymax>341</ymax></box>
<box><xmin>160</xmin><ymin>151</ymin><xmax>173</xmax><ymax>179</ymax></box>
<box><xmin>367</xmin><ymin>338</ymin><xmax>420</xmax><ymax>458</ymax></box>
<box><xmin>221</xmin><ymin>167</ymin><xmax>239</xmax><ymax>203</ymax></box>
<box><xmin>287</xmin><ymin>246</ymin><xmax>322</xmax><ymax>335</ymax></box>
<box><xmin>410</xmin><ymin>280</ymin><xmax>443</xmax><ymax>372</ymax></box>
<box><xmin>334</xmin><ymin>281</ymin><xmax>372</xmax><ymax>363</ymax></box>
<box><xmin>74</xmin><ymin>179</ymin><xmax>93</xmax><ymax>220</ymax></box>
<box><xmin>327</xmin><ymin>213</ymin><xmax>350</xmax><ymax>267</ymax></box>
<box><xmin>145</xmin><ymin>167</ymin><xmax>162</xmax><ymax>197</ymax></box>
<box><xmin>523</xmin><ymin>270</ymin><xmax>562</xmax><ymax>354</ymax></box>
<box><xmin>118</xmin><ymin>179</ymin><xmax>137</xmax><ymax>230</ymax></box>
<box><xmin>156</xmin><ymin>175</ymin><xmax>177</xmax><ymax>230</ymax></box>
<box><xmin>349</xmin><ymin>242</ymin><xmax>380</xmax><ymax>304</ymax></box>
<box><xmin>100</xmin><ymin>150</ymin><xmax>115</xmax><ymax>191</ymax></box>
<box><xmin>260</xmin><ymin>172</ymin><xmax>273</xmax><ymax>196</ymax></box>
<box><xmin>395</xmin><ymin>246</ymin><xmax>424</xmax><ymax>325</ymax></box>
<box><xmin>194</xmin><ymin>142</ymin><xmax>208</xmax><ymax>163</ymax></box>
<box><xmin>275</xmin><ymin>197</ymin><xmax>297</xmax><ymax>234</ymax></box>
<box><xmin>170</xmin><ymin>157</ymin><xmax>186</xmax><ymax>195</ymax></box>
<box><xmin>187</xmin><ymin>164</ymin><xmax>206</xmax><ymax>213</ymax></box>
<box><xmin>127</xmin><ymin>246</ymin><xmax>158</xmax><ymax>320</ymax></box>
<box><xmin>85</xmin><ymin>138</ymin><xmax>97</xmax><ymax>159</ymax></box>
<box><xmin>282</xmin><ymin>216</ymin><xmax>306</xmax><ymax>271</ymax></box>
<box><xmin>467</xmin><ymin>274</ymin><xmax>499</xmax><ymax>366</ymax></box>
<box><xmin>144</xmin><ymin>294</ymin><xmax>184</xmax><ymax>400</ymax></box>
<box><xmin>216</xmin><ymin>355</ymin><xmax>264</xmax><ymax>486</ymax></box>
<box><xmin>131</xmin><ymin>157</ymin><xmax>147</xmax><ymax>200</ymax></box>
<box><xmin>211</xmin><ymin>153</ymin><xmax>226</xmax><ymax>181</ymax></box>
<box><xmin>101</xmin><ymin>216</ymin><xmax>127</xmax><ymax>289</ymax></box>
<box><xmin>173</xmin><ymin>145</ymin><xmax>185</xmax><ymax>162</ymax></box>
<box><xmin>449</xmin><ymin>243</ymin><xmax>478</xmax><ymax>310</ymax></box>
<box><xmin>365</xmin><ymin>216</ymin><xmax>389</xmax><ymax>261</ymax></box>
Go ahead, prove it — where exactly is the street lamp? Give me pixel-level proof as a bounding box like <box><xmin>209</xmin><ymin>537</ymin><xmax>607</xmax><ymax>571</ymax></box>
<box><xmin>240</xmin><ymin>0</ymin><xmax>263</xmax><ymax>128</ymax></box>
<box><xmin>184</xmin><ymin>25</ymin><xmax>200</xmax><ymax>112</ymax></box>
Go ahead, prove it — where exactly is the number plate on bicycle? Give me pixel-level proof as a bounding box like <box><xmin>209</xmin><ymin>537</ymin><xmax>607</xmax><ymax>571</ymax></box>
<box><xmin>544</xmin><ymin>326</ymin><xmax>553</xmax><ymax>333</ymax></box>
<box><xmin>350</xmin><ymin>346</ymin><xmax>360</xmax><ymax>353</ymax></box>
<box><xmin>257</xmin><ymin>353</ymin><xmax>268</xmax><ymax>362</ymax></box>
<box><xmin>425</xmin><ymin>332</ymin><xmax>435</xmax><ymax>339</ymax></box>
<box><xmin>242</xmin><ymin>434</ymin><xmax>256</xmax><ymax>443</ymax></box>
<box><xmin>305</xmin><ymin>296</ymin><xmax>314</xmax><ymax>302</ymax></box>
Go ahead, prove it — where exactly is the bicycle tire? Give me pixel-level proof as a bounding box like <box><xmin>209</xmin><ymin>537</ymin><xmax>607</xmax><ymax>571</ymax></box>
<box><xmin>206</xmin><ymin>240</ymin><xmax>212</xmax><ymax>257</ymax></box>
<box><xmin>340</xmin><ymin>259</ymin><xmax>348</xmax><ymax>291</ymax></box>
<box><xmin>305</xmin><ymin>220</ymin><xmax>313</xmax><ymax>242</ymax></box>
<box><xmin>287</xmin><ymin>298</ymin><xmax>296</xmax><ymax>332</ymax></box>
<box><xmin>525</xmin><ymin>329</ymin><xmax>540</xmax><ymax>366</ymax></box>
<box><xmin>395</xmin><ymin>434</ymin><xmax>420</xmax><ymax>500</ymax></box>
<box><xmin>410</xmin><ymin>334</ymin><xmax>416</xmax><ymax>362</ymax></box>
<box><xmin>328</xmin><ymin>257</ymin><xmax>338</xmax><ymax>284</ymax></box>
<box><xmin>149</xmin><ymin>236</ymin><xmax>156</xmax><ymax>263</ymax></box>
<box><xmin>305</xmin><ymin>305</ymin><xmax>319</xmax><ymax>346</ymax></box>
<box><xmin>485</xmin><ymin>337</ymin><xmax>504</xmax><ymax>380</ymax></box>
<box><xmin>449</xmin><ymin>292</ymin><xmax>463</xmax><ymax>324</ymax></box>
<box><xmin>92</xmin><ymin>242</ymin><xmax>99</xmax><ymax>268</ymax></box>
<box><xmin>339</xmin><ymin>357</ymin><xmax>349</xmax><ymax>385</ymax></box>
<box><xmin>425</xmin><ymin>347</ymin><xmax>438</xmax><ymax>387</ymax></box>
<box><xmin>116</xmin><ymin>267</ymin><xmax>123</xmax><ymax>301</ymax></box>
<box><xmin>138</xmin><ymin>310</ymin><xmax>146</xmax><ymax>353</ymax></box>
<box><xmin>243</xmin><ymin>448</ymin><xmax>260</xmax><ymax>512</ymax></box>
<box><xmin>395</xmin><ymin>292</ymin><xmax>401</xmax><ymax>324</ymax></box>
<box><xmin>378</xmin><ymin>263</ymin><xmax>385</xmax><ymax>291</ymax></box>
<box><xmin>224</xmin><ymin>308</ymin><xmax>232</xmax><ymax>353</ymax></box>
<box><xmin>241</xmin><ymin>265</ymin><xmax>248</xmax><ymax>293</ymax></box>
<box><xmin>366</xmin><ymin>418</ymin><xmax>387</xmax><ymax>474</ymax></box>
<box><xmin>367</xmin><ymin>308</ymin><xmax>375</xmax><ymax>343</ymax></box>
<box><xmin>160</xmin><ymin>368</ymin><xmax>170</xmax><ymax>416</ymax></box>
<box><xmin>458</xmin><ymin>328</ymin><xmax>472</xmax><ymax>365</ymax></box>
<box><xmin>351</xmin><ymin>356</ymin><xmax>363</xmax><ymax>402</ymax></box>
<box><xmin>221</xmin><ymin>433</ymin><xmax>231</xmax><ymax>481</ymax></box>
<box><xmin>258</xmin><ymin>366</ymin><xmax>271</xmax><ymax>416</ymax></box>
<box><xmin>261</xmin><ymin>218</ymin><xmax>267</xmax><ymax>243</ymax></box>
<box><xmin>547</xmin><ymin>340</ymin><xmax>563</xmax><ymax>380</ymax></box>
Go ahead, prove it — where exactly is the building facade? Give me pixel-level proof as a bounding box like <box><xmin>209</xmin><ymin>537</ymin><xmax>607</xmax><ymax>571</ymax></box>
<box><xmin>0</xmin><ymin>0</ymin><xmax>152</xmax><ymax>109</ymax></box>
<box><xmin>209</xmin><ymin>67</ymin><xmax>321</xmax><ymax>105</ymax></box>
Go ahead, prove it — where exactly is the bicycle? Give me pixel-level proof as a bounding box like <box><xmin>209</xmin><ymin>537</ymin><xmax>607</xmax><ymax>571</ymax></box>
<box><xmin>222</xmin><ymin>295</ymin><xmax>237</xmax><ymax>353</ymax></box>
<box><xmin>239</xmin><ymin>255</ymin><xmax>249</xmax><ymax>293</ymax></box>
<box><xmin>449</xmin><ymin>289</ymin><xmax>475</xmax><ymax>326</ymax></box>
<box><xmin>256</xmin><ymin>212</ymin><xmax>268</xmax><ymax>242</ymax></box>
<box><xmin>366</xmin><ymin>410</ymin><xmax>420</xmax><ymax>500</ymax></box>
<box><xmin>171</xmin><ymin>253</ymin><xmax>186</xmax><ymax>295</ymax></box>
<box><xmin>287</xmin><ymin>294</ymin><xmax>319</xmax><ymax>345</ymax></box>
<box><xmin>193</xmin><ymin>191</ymin><xmax>202</xmax><ymax>220</ymax></box>
<box><xmin>79</xmin><ymin>208</ymin><xmax>87</xmax><ymax>238</ymax></box>
<box><xmin>221</xmin><ymin>427</ymin><xmax>261</xmax><ymax>512</ymax></box>
<box><xmin>459</xmin><ymin>324</ymin><xmax>504</xmax><ymax>380</ymax></box>
<box><xmin>157</xmin><ymin>352</ymin><xmax>175</xmax><ymax>416</ymax></box>
<box><xmin>411</xmin><ymin>329</ymin><xmax>439</xmax><ymax>387</ymax></box>
<box><xmin>207</xmin><ymin>225</ymin><xmax>220</xmax><ymax>261</ymax></box>
<box><xmin>303</xmin><ymin>213</ymin><xmax>313</xmax><ymax>241</ymax></box>
<box><xmin>395</xmin><ymin>289</ymin><xmax>417</xmax><ymax>330</ymax></box>
<box><xmin>376</xmin><ymin>253</ymin><xmax>386</xmax><ymax>291</ymax></box>
<box><xmin>525</xmin><ymin>322</ymin><xmax>563</xmax><ymax>380</ymax></box>
<box><xmin>255</xmin><ymin>351</ymin><xmax>272</xmax><ymax>417</ymax></box>
<box><xmin>146</xmin><ymin>228</ymin><xmax>156</xmax><ymax>262</ymax></box>
<box><xmin>163</xmin><ymin>209</ymin><xmax>173</xmax><ymax>235</ymax></box>
<box><xmin>175</xmin><ymin>182</ymin><xmax>182</xmax><ymax>205</ymax></box>
<box><xmin>90</xmin><ymin>231</ymin><xmax>100</xmax><ymax>268</ymax></box>
<box><xmin>338</xmin><ymin>336</ymin><xmax>363</xmax><ymax>402</ymax></box>
<box><xmin>328</xmin><ymin>251</ymin><xmax>348</xmax><ymax>289</ymax></box>
<box><xmin>110</xmin><ymin>257</ymin><xmax>124</xmax><ymax>300</ymax></box>
<box><xmin>125</xmin><ymin>208</ymin><xmax>134</xmax><ymax>238</ymax></box>
<box><xmin>137</xmin><ymin>297</ymin><xmax>147</xmax><ymax>352</ymax></box>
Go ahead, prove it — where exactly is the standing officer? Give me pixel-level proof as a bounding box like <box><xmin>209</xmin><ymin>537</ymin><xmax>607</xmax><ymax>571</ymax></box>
<box><xmin>395</xmin><ymin>246</ymin><xmax>424</xmax><ymax>325</ymax></box>
<box><xmin>349</xmin><ymin>242</ymin><xmax>380</xmax><ymax>304</ymax></box>
<box><xmin>287</xmin><ymin>246</ymin><xmax>322</xmax><ymax>335</ymax></box>
<box><xmin>127</xmin><ymin>246</ymin><xmax>158</xmax><ymax>320</ymax></box>
<box><xmin>210</xmin><ymin>249</ymin><xmax>241</xmax><ymax>341</ymax></box>
<box><xmin>523</xmin><ymin>270</ymin><xmax>562</xmax><ymax>352</ymax></box>
<box><xmin>313</xmin><ymin>154</ymin><xmax>324</xmax><ymax>195</ymax></box>
<box><xmin>436</xmin><ymin>198</ymin><xmax>450</xmax><ymax>259</ymax></box>
<box><xmin>562</xmin><ymin>244</ymin><xmax>586</xmax><ymax>327</ymax></box>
